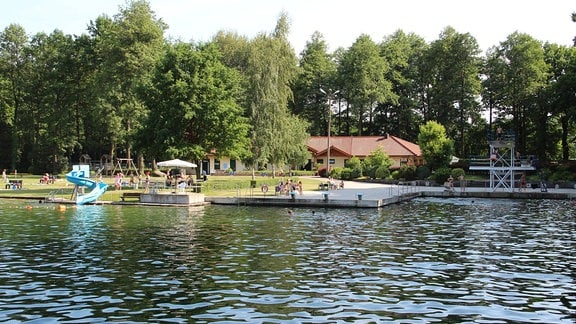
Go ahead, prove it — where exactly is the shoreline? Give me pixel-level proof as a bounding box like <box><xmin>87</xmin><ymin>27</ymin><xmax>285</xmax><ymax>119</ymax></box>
<box><xmin>2</xmin><ymin>183</ymin><xmax>575</xmax><ymax>208</ymax></box>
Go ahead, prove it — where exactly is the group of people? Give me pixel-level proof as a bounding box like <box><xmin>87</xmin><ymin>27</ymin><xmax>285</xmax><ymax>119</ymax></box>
<box><xmin>115</xmin><ymin>171</ymin><xmax>152</xmax><ymax>192</ymax></box>
<box><xmin>114</xmin><ymin>172</ymin><xmax>142</xmax><ymax>190</ymax></box>
<box><xmin>114</xmin><ymin>172</ymin><xmax>125</xmax><ymax>190</ymax></box>
<box><xmin>165</xmin><ymin>173</ymin><xmax>196</xmax><ymax>190</ymax></box>
<box><xmin>274</xmin><ymin>178</ymin><xmax>303</xmax><ymax>196</ymax></box>
<box><xmin>326</xmin><ymin>177</ymin><xmax>344</xmax><ymax>190</ymax></box>
<box><xmin>39</xmin><ymin>173</ymin><xmax>54</xmax><ymax>184</ymax></box>
<box><xmin>446</xmin><ymin>174</ymin><xmax>466</xmax><ymax>192</ymax></box>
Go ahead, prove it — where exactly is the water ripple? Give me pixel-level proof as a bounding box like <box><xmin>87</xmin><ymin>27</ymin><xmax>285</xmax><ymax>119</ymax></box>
<box><xmin>0</xmin><ymin>199</ymin><xmax>574</xmax><ymax>322</ymax></box>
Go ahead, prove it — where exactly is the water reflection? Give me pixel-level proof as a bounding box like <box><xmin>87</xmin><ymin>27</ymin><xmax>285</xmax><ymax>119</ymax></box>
<box><xmin>0</xmin><ymin>198</ymin><xmax>575</xmax><ymax>322</ymax></box>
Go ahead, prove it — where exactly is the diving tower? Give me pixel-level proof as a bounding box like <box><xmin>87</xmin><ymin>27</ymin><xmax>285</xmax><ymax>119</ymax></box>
<box><xmin>469</xmin><ymin>133</ymin><xmax>536</xmax><ymax>192</ymax></box>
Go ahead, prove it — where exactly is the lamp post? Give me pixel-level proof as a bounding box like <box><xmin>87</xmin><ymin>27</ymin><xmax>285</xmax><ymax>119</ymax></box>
<box><xmin>320</xmin><ymin>88</ymin><xmax>339</xmax><ymax>177</ymax></box>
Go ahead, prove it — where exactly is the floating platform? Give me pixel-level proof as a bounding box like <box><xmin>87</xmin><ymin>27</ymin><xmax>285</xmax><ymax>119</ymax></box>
<box><xmin>140</xmin><ymin>192</ymin><xmax>206</xmax><ymax>206</ymax></box>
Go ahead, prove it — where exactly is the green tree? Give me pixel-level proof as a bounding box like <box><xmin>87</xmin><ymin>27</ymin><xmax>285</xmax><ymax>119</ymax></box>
<box><xmin>69</xmin><ymin>34</ymin><xmax>107</xmax><ymax>163</ymax></box>
<box><xmin>0</xmin><ymin>24</ymin><xmax>29</xmax><ymax>170</ymax></box>
<box><xmin>138</xmin><ymin>42</ymin><xmax>250</xmax><ymax>165</ymax></box>
<box><xmin>245</xmin><ymin>12</ymin><xmax>309</xmax><ymax>177</ymax></box>
<box><xmin>92</xmin><ymin>0</ymin><xmax>166</xmax><ymax>163</ymax></box>
<box><xmin>544</xmin><ymin>43</ymin><xmax>576</xmax><ymax>160</ymax></box>
<box><xmin>419</xmin><ymin>27</ymin><xmax>482</xmax><ymax>157</ymax></box>
<box><xmin>211</xmin><ymin>30</ymin><xmax>251</xmax><ymax>109</ymax></box>
<box><xmin>338</xmin><ymin>34</ymin><xmax>397</xmax><ymax>135</ymax></box>
<box><xmin>572</xmin><ymin>11</ymin><xmax>576</xmax><ymax>46</ymax></box>
<box><xmin>292</xmin><ymin>31</ymin><xmax>338</xmax><ymax>136</ymax></box>
<box><xmin>282</xmin><ymin>114</ymin><xmax>311</xmax><ymax>170</ymax></box>
<box><xmin>378</xmin><ymin>30</ymin><xmax>427</xmax><ymax>142</ymax></box>
<box><xmin>24</xmin><ymin>31</ymin><xmax>82</xmax><ymax>173</ymax></box>
<box><xmin>483</xmin><ymin>32</ymin><xmax>548</xmax><ymax>154</ymax></box>
<box><xmin>418</xmin><ymin>120</ymin><xmax>454</xmax><ymax>171</ymax></box>
<box><xmin>212</xmin><ymin>31</ymin><xmax>251</xmax><ymax>74</ymax></box>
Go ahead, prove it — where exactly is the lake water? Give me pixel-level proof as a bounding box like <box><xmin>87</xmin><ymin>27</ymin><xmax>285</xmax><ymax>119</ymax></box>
<box><xmin>0</xmin><ymin>198</ymin><xmax>575</xmax><ymax>323</ymax></box>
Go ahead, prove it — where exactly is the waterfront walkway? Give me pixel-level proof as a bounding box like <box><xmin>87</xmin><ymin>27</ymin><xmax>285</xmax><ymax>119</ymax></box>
<box><xmin>17</xmin><ymin>177</ymin><xmax>576</xmax><ymax>208</ymax></box>
<box><xmin>205</xmin><ymin>177</ymin><xmax>576</xmax><ymax>208</ymax></box>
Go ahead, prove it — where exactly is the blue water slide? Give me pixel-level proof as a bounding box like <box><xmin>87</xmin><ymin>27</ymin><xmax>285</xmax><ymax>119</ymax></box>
<box><xmin>65</xmin><ymin>171</ymin><xmax>108</xmax><ymax>205</ymax></box>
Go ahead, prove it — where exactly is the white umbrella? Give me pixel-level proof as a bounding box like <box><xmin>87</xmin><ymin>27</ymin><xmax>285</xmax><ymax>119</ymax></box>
<box><xmin>157</xmin><ymin>159</ymin><xmax>197</xmax><ymax>192</ymax></box>
<box><xmin>157</xmin><ymin>159</ymin><xmax>197</xmax><ymax>168</ymax></box>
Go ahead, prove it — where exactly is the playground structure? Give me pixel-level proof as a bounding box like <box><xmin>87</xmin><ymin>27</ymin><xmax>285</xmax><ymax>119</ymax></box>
<box><xmin>81</xmin><ymin>155</ymin><xmax>139</xmax><ymax>177</ymax></box>
<box><xmin>66</xmin><ymin>165</ymin><xmax>108</xmax><ymax>205</ymax></box>
<box><xmin>469</xmin><ymin>132</ymin><xmax>538</xmax><ymax>192</ymax></box>
<box><xmin>111</xmin><ymin>158</ymin><xmax>139</xmax><ymax>177</ymax></box>
<box><xmin>100</xmin><ymin>154</ymin><xmax>113</xmax><ymax>175</ymax></box>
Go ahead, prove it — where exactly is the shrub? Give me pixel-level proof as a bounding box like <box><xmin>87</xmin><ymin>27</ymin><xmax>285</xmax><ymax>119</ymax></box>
<box><xmin>374</xmin><ymin>166</ymin><xmax>390</xmax><ymax>179</ymax></box>
<box><xmin>539</xmin><ymin>168</ymin><xmax>552</xmax><ymax>180</ymax></box>
<box><xmin>451</xmin><ymin>168</ymin><xmax>465</xmax><ymax>179</ymax></box>
<box><xmin>349</xmin><ymin>167</ymin><xmax>362</xmax><ymax>179</ymax></box>
<box><xmin>362</xmin><ymin>147</ymin><xmax>393</xmax><ymax>179</ymax></box>
<box><xmin>345</xmin><ymin>156</ymin><xmax>362</xmax><ymax>170</ymax></box>
<box><xmin>416</xmin><ymin>165</ymin><xmax>431</xmax><ymax>180</ymax></box>
<box><xmin>431</xmin><ymin>167</ymin><xmax>452</xmax><ymax>184</ymax></box>
<box><xmin>550</xmin><ymin>170</ymin><xmax>575</xmax><ymax>181</ymax></box>
<box><xmin>340</xmin><ymin>168</ymin><xmax>352</xmax><ymax>180</ymax></box>
<box><xmin>345</xmin><ymin>157</ymin><xmax>363</xmax><ymax>178</ymax></box>
<box><xmin>330</xmin><ymin>167</ymin><xmax>343</xmax><ymax>179</ymax></box>
<box><xmin>398</xmin><ymin>165</ymin><xmax>417</xmax><ymax>181</ymax></box>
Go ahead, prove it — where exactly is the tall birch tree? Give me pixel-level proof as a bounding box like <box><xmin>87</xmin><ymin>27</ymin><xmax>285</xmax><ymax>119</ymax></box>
<box><xmin>245</xmin><ymin>12</ymin><xmax>309</xmax><ymax>176</ymax></box>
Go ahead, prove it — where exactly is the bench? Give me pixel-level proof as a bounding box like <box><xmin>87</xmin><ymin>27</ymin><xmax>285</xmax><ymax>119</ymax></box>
<box><xmin>121</xmin><ymin>192</ymin><xmax>141</xmax><ymax>202</ymax></box>
<box><xmin>5</xmin><ymin>179</ymin><xmax>22</xmax><ymax>189</ymax></box>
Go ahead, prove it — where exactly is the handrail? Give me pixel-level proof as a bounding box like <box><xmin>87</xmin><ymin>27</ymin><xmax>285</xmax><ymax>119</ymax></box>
<box><xmin>46</xmin><ymin>188</ymin><xmax>67</xmax><ymax>202</ymax></box>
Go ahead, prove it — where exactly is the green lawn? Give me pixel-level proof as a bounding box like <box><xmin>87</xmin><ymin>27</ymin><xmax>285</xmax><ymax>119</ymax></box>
<box><xmin>0</xmin><ymin>174</ymin><xmax>326</xmax><ymax>201</ymax></box>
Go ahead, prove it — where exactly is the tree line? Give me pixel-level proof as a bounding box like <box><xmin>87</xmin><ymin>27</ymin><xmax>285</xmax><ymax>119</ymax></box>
<box><xmin>1</xmin><ymin>0</ymin><xmax>575</xmax><ymax>175</ymax></box>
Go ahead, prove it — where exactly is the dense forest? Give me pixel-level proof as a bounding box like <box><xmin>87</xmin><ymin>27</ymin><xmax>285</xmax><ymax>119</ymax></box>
<box><xmin>1</xmin><ymin>0</ymin><xmax>575</xmax><ymax>175</ymax></box>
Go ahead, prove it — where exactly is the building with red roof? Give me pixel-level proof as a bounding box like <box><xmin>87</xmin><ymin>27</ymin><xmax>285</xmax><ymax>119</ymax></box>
<box><xmin>199</xmin><ymin>134</ymin><xmax>423</xmax><ymax>174</ymax></box>
<box><xmin>307</xmin><ymin>134</ymin><xmax>423</xmax><ymax>170</ymax></box>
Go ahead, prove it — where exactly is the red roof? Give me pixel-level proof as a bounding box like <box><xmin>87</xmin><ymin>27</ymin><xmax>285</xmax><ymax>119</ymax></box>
<box><xmin>308</xmin><ymin>135</ymin><xmax>421</xmax><ymax>158</ymax></box>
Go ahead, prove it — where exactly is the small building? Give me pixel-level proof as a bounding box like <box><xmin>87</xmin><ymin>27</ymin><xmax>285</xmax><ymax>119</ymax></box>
<box><xmin>307</xmin><ymin>135</ymin><xmax>423</xmax><ymax>170</ymax></box>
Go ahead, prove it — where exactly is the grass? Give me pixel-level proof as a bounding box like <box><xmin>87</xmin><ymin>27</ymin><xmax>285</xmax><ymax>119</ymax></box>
<box><xmin>0</xmin><ymin>174</ymin><xmax>327</xmax><ymax>201</ymax></box>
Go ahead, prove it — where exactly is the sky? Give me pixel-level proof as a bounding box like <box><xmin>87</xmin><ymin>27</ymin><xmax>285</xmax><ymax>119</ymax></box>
<box><xmin>1</xmin><ymin>0</ymin><xmax>575</xmax><ymax>55</ymax></box>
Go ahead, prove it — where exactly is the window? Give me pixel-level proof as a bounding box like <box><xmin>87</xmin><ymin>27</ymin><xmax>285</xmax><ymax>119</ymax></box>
<box><xmin>317</xmin><ymin>159</ymin><xmax>324</xmax><ymax>165</ymax></box>
<box><xmin>214</xmin><ymin>159</ymin><xmax>221</xmax><ymax>170</ymax></box>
